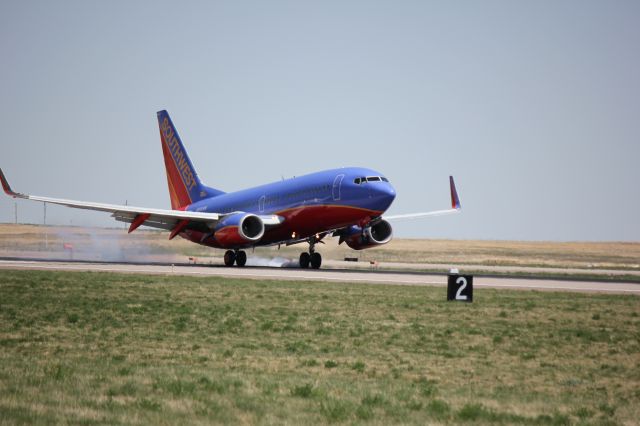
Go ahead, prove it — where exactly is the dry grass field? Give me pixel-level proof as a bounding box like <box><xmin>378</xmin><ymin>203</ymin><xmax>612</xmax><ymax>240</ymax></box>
<box><xmin>0</xmin><ymin>224</ymin><xmax>638</xmax><ymax>273</ymax></box>
<box><xmin>0</xmin><ymin>269</ymin><xmax>638</xmax><ymax>424</ymax></box>
<box><xmin>355</xmin><ymin>239</ymin><xmax>640</xmax><ymax>270</ymax></box>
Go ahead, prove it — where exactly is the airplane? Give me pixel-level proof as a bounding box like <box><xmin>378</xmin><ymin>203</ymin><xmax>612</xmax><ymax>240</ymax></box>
<box><xmin>0</xmin><ymin>110</ymin><xmax>461</xmax><ymax>269</ymax></box>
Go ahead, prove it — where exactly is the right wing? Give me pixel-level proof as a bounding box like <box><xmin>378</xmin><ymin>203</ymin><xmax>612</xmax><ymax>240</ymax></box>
<box><xmin>0</xmin><ymin>168</ymin><xmax>280</xmax><ymax>237</ymax></box>
<box><xmin>384</xmin><ymin>176</ymin><xmax>461</xmax><ymax>222</ymax></box>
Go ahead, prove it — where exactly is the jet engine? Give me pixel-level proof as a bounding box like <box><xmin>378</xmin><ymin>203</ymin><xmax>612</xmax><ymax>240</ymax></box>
<box><xmin>344</xmin><ymin>219</ymin><xmax>393</xmax><ymax>250</ymax></box>
<box><xmin>214</xmin><ymin>213</ymin><xmax>265</xmax><ymax>247</ymax></box>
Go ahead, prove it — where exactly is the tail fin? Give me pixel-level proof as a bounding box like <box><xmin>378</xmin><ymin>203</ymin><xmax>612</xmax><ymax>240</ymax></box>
<box><xmin>449</xmin><ymin>176</ymin><xmax>461</xmax><ymax>209</ymax></box>
<box><xmin>157</xmin><ymin>110</ymin><xmax>224</xmax><ymax>209</ymax></box>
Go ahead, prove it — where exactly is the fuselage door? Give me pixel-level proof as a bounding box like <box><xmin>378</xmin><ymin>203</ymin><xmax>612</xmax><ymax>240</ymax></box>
<box><xmin>332</xmin><ymin>174</ymin><xmax>345</xmax><ymax>201</ymax></box>
<box><xmin>259</xmin><ymin>195</ymin><xmax>266</xmax><ymax>213</ymax></box>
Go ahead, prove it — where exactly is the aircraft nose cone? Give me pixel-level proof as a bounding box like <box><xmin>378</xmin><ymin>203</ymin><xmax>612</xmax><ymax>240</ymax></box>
<box><xmin>371</xmin><ymin>183</ymin><xmax>396</xmax><ymax>210</ymax></box>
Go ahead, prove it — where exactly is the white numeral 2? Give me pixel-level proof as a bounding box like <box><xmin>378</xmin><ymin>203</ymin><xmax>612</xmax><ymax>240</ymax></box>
<box><xmin>455</xmin><ymin>276</ymin><xmax>468</xmax><ymax>300</ymax></box>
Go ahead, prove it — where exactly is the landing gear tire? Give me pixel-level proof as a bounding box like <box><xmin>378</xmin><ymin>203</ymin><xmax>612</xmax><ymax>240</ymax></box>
<box><xmin>223</xmin><ymin>250</ymin><xmax>236</xmax><ymax>266</ymax></box>
<box><xmin>310</xmin><ymin>252</ymin><xmax>322</xmax><ymax>269</ymax></box>
<box><xmin>236</xmin><ymin>250</ymin><xmax>247</xmax><ymax>267</ymax></box>
<box><xmin>299</xmin><ymin>252</ymin><xmax>310</xmax><ymax>268</ymax></box>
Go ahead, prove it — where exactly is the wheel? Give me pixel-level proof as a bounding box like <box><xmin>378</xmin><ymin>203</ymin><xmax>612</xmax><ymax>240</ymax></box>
<box><xmin>223</xmin><ymin>250</ymin><xmax>236</xmax><ymax>266</ymax></box>
<box><xmin>236</xmin><ymin>250</ymin><xmax>247</xmax><ymax>267</ymax></box>
<box><xmin>310</xmin><ymin>252</ymin><xmax>322</xmax><ymax>269</ymax></box>
<box><xmin>299</xmin><ymin>252</ymin><xmax>310</xmax><ymax>268</ymax></box>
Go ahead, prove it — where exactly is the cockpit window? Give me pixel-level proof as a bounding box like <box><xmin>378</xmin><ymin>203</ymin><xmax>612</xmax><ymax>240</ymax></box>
<box><xmin>354</xmin><ymin>176</ymin><xmax>389</xmax><ymax>184</ymax></box>
<box><xmin>353</xmin><ymin>176</ymin><xmax>389</xmax><ymax>185</ymax></box>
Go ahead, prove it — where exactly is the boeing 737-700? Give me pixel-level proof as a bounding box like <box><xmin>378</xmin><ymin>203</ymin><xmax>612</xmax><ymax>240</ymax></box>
<box><xmin>1</xmin><ymin>110</ymin><xmax>461</xmax><ymax>269</ymax></box>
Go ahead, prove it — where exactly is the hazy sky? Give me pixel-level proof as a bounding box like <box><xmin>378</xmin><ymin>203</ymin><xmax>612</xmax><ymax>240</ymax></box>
<box><xmin>1</xmin><ymin>1</ymin><xmax>639</xmax><ymax>241</ymax></box>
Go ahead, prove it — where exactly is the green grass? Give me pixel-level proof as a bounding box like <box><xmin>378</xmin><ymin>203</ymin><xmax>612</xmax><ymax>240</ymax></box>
<box><xmin>0</xmin><ymin>270</ymin><xmax>638</xmax><ymax>425</ymax></box>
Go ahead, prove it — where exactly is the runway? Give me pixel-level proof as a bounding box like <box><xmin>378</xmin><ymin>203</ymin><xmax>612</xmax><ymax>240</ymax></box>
<box><xmin>0</xmin><ymin>259</ymin><xmax>638</xmax><ymax>295</ymax></box>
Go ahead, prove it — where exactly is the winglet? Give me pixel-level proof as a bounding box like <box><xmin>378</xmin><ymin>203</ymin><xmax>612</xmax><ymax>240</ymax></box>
<box><xmin>0</xmin><ymin>168</ymin><xmax>22</xmax><ymax>198</ymax></box>
<box><xmin>450</xmin><ymin>176</ymin><xmax>461</xmax><ymax>209</ymax></box>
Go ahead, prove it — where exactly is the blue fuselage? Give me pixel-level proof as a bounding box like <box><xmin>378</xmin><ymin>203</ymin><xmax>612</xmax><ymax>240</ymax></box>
<box><xmin>184</xmin><ymin>167</ymin><xmax>396</xmax><ymax>247</ymax></box>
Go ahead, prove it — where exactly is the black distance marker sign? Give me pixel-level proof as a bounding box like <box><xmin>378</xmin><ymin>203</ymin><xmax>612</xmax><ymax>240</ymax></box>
<box><xmin>447</xmin><ymin>274</ymin><xmax>473</xmax><ymax>302</ymax></box>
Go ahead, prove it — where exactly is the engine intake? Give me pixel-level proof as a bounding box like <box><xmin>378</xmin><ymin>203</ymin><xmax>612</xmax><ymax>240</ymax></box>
<box><xmin>214</xmin><ymin>213</ymin><xmax>265</xmax><ymax>247</ymax></box>
<box><xmin>344</xmin><ymin>219</ymin><xmax>393</xmax><ymax>250</ymax></box>
<box><xmin>240</xmin><ymin>214</ymin><xmax>264</xmax><ymax>240</ymax></box>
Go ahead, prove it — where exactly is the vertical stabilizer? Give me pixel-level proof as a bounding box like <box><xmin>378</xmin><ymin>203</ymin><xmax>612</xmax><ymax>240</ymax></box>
<box><xmin>157</xmin><ymin>110</ymin><xmax>223</xmax><ymax>209</ymax></box>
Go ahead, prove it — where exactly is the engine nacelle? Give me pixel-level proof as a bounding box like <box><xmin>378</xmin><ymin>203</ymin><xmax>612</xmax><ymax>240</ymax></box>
<box><xmin>214</xmin><ymin>213</ymin><xmax>265</xmax><ymax>247</ymax></box>
<box><xmin>344</xmin><ymin>219</ymin><xmax>393</xmax><ymax>250</ymax></box>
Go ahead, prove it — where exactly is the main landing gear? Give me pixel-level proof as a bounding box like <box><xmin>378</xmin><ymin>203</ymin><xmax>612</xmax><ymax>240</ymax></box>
<box><xmin>223</xmin><ymin>250</ymin><xmax>247</xmax><ymax>267</ymax></box>
<box><xmin>299</xmin><ymin>251</ymin><xmax>322</xmax><ymax>269</ymax></box>
<box><xmin>299</xmin><ymin>237</ymin><xmax>322</xmax><ymax>269</ymax></box>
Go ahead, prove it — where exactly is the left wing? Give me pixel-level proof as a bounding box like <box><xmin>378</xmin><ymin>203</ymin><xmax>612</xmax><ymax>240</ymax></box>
<box><xmin>0</xmin><ymin>168</ymin><xmax>280</xmax><ymax>238</ymax></box>
<box><xmin>384</xmin><ymin>176</ymin><xmax>461</xmax><ymax>222</ymax></box>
